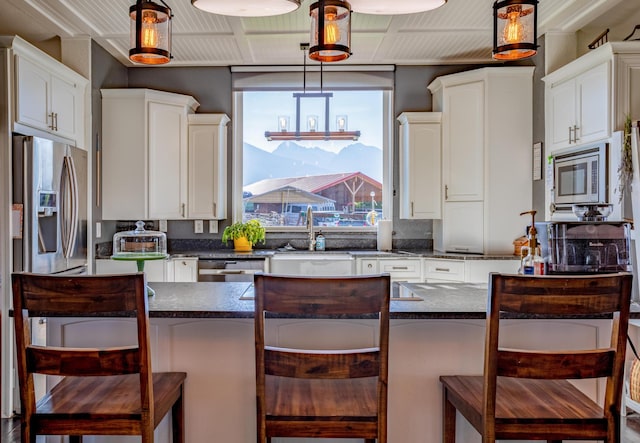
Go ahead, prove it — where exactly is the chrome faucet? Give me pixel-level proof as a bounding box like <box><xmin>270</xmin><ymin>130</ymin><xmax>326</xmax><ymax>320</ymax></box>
<box><xmin>306</xmin><ymin>206</ymin><xmax>315</xmax><ymax>250</ymax></box>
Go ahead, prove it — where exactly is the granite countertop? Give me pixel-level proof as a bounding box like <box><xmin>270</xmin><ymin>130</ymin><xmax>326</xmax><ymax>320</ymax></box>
<box><xmin>144</xmin><ymin>282</ymin><xmax>640</xmax><ymax>320</ymax></box>
<box><xmin>103</xmin><ymin>249</ymin><xmax>519</xmax><ymax>261</ymax></box>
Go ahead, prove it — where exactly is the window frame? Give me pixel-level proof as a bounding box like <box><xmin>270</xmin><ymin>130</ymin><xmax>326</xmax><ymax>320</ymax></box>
<box><xmin>232</xmin><ymin>73</ymin><xmax>393</xmax><ymax>233</ymax></box>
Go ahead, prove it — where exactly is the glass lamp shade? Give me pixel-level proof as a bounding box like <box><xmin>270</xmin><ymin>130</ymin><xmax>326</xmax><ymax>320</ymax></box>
<box><xmin>309</xmin><ymin>0</ymin><xmax>352</xmax><ymax>62</ymax></box>
<box><xmin>493</xmin><ymin>0</ymin><xmax>538</xmax><ymax>61</ymax></box>
<box><xmin>348</xmin><ymin>0</ymin><xmax>446</xmax><ymax>14</ymax></box>
<box><xmin>130</xmin><ymin>0</ymin><xmax>172</xmax><ymax>65</ymax></box>
<box><xmin>191</xmin><ymin>0</ymin><xmax>301</xmax><ymax>16</ymax></box>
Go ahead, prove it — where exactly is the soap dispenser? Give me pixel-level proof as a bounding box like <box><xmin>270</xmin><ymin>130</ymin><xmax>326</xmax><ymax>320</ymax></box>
<box><xmin>519</xmin><ymin>210</ymin><xmax>545</xmax><ymax>275</ymax></box>
<box><xmin>315</xmin><ymin>231</ymin><xmax>326</xmax><ymax>251</ymax></box>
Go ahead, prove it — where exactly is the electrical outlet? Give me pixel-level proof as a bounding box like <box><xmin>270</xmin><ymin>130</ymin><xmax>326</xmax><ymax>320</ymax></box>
<box><xmin>194</xmin><ymin>219</ymin><xmax>204</xmax><ymax>234</ymax></box>
<box><xmin>159</xmin><ymin>220</ymin><xmax>168</xmax><ymax>232</ymax></box>
<box><xmin>95</xmin><ymin>222</ymin><xmax>102</xmax><ymax>238</ymax></box>
<box><xmin>209</xmin><ymin>220</ymin><xmax>218</xmax><ymax>233</ymax></box>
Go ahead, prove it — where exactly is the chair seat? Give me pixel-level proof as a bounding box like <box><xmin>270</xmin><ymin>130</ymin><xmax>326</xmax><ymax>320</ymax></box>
<box><xmin>266</xmin><ymin>375</ymin><xmax>378</xmax><ymax>420</ymax></box>
<box><xmin>33</xmin><ymin>372</ymin><xmax>186</xmax><ymax>434</ymax></box>
<box><xmin>441</xmin><ymin>375</ymin><xmax>608</xmax><ymax>438</ymax></box>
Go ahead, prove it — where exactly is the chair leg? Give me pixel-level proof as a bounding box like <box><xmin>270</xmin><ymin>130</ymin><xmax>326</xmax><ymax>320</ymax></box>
<box><xmin>172</xmin><ymin>387</ymin><xmax>185</xmax><ymax>443</ymax></box>
<box><xmin>547</xmin><ymin>440</ymin><xmax>562</xmax><ymax>443</ymax></box>
<box><xmin>69</xmin><ymin>436</ymin><xmax>82</xmax><ymax>443</ymax></box>
<box><xmin>443</xmin><ymin>388</ymin><xmax>457</xmax><ymax>443</ymax></box>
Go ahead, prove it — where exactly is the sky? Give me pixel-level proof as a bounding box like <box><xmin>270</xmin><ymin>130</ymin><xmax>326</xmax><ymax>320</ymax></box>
<box><xmin>243</xmin><ymin>90</ymin><xmax>384</xmax><ymax>153</ymax></box>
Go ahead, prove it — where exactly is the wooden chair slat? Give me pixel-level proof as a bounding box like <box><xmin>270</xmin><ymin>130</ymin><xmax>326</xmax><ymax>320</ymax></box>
<box><xmin>265</xmin><ymin>346</ymin><xmax>380</xmax><ymax>379</ymax></box>
<box><xmin>497</xmin><ymin>349</ymin><xmax>615</xmax><ymax>379</ymax></box>
<box><xmin>27</xmin><ymin>346</ymin><xmax>141</xmax><ymax>376</ymax></box>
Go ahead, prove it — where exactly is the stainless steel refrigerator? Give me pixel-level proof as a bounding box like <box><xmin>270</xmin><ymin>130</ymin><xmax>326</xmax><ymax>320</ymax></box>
<box><xmin>12</xmin><ymin>134</ymin><xmax>88</xmax><ymax>275</ymax></box>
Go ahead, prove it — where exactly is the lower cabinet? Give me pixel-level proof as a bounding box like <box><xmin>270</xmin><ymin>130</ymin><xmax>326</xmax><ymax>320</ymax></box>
<box><xmin>423</xmin><ymin>259</ymin><xmax>465</xmax><ymax>282</ymax></box>
<box><xmin>95</xmin><ymin>257</ymin><xmax>198</xmax><ymax>282</ymax></box>
<box><xmin>357</xmin><ymin>258</ymin><xmax>422</xmax><ymax>283</ymax></box>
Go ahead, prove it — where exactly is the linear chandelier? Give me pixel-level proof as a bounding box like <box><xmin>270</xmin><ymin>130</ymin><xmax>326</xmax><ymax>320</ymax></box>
<box><xmin>264</xmin><ymin>44</ymin><xmax>361</xmax><ymax>142</ymax></box>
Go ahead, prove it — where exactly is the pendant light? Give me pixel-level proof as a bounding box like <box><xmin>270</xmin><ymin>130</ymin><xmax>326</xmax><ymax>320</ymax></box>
<box><xmin>492</xmin><ymin>0</ymin><xmax>538</xmax><ymax>61</ymax></box>
<box><xmin>309</xmin><ymin>0</ymin><xmax>352</xmax><ymax>63</ymax></box>
<box><xmin>348</xmin><ymin>0</ymin><xmax>446</xmax><ymax>15</ymax></box>
<box><xmin>191</xmin><ymin>0</ymin><xmax>300</xmax><ymax>17</ymax></box>
<box><xmin>129</xmin><ymin>0</ymin><xmax>173</xmax><ymax>65</ymax></box>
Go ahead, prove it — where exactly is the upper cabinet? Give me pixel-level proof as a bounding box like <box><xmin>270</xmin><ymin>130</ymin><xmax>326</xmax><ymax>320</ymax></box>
<box><xmin>187</xmin><ymin>114</ymin><xmax>230</xmax><ymax>220</ymax></box>
<box><xmin>101</xmin><ymin>89</ymin><xmax>200</xmax><ymax>220</ymax></box>
<box><xmin>397</xmin><ymin>112</ymin><xmax>442</xmax><ymax>219</ymax></box>
<box><xmin>428</xmin><ymin>67</ymin><xmax>534</xmax><ymax>255</ymax></box>
<box><xmin>543</xmin><ymin>42</ymin><xmax>640</xmax><ymax>154</ymax></box>
<box><xmin>9</xmin><ymin>36</ymin><xmax>87</xmax><ymax>147</ymax></box>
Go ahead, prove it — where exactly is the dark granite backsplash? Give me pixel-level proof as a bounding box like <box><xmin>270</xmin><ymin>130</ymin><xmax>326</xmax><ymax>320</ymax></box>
<box><xmin>95</xmin><ymin>233</ymin><xmax>432</xmax><ymax>258</ymax></box>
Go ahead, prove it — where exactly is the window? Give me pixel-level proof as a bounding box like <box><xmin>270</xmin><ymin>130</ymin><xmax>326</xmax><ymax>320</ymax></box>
<box><xmin>232</xmin><ymin>69</ymin><xmax>393</xmax><ymax>231</ymax></box>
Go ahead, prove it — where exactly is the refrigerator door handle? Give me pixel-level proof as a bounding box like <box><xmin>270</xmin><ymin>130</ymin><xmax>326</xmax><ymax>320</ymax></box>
<box><xmin>60</xmin><ymin>154</ymin><xmax>79</xmax><ymax>259</ymax></box>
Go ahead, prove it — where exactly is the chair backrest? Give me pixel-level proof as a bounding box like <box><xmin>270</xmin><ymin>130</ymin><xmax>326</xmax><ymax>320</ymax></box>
<box><xmin>483</xmin><ymin>272</ymin><xmax>633</xmax><ymax>421</ymax></box>
<box><xmin>12</xmin><ymin>272</ymin><xmax>152</xmax><ymax>420</ymax></box>
<box><xmin>254</xmin><ymin>271</ymin><xmax>391</xmax><ymax>391</ymax></box>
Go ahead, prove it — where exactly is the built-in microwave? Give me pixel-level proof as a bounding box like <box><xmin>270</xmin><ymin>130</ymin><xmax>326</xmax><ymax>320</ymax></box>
<box><xmin>552</xmin><ymin>143</ymin><xmax>608</xmax><ymax>209</ymax></box>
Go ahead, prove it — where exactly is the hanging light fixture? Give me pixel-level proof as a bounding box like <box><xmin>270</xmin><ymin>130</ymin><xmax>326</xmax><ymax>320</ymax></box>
<box><xmin>348</xmin><ymin>0</ymin><xmax>446</xmax><ymax>15</ymax></box>
<box><xmin>264</xmin><ymin>44</ymin><xmax>360</xmax><ymax>142</ymax></box>
<box><xmin>191</xmin><ymin>0</ymin><xmax>300</xmax><ymax>17</ymax></box>
<box><xmin>129</xmin><ymin>0</ymin><xmax>173</xmax><ymax>65</ymax></box>
<box><xmin>309</xmin><ymin>0</ymin><xmax>352</xmax><ymax>63</ymax></box>
<box><xmin>492</xmin><ymin>0</ymin><xmax>538</xmax><ymax>61</ymax></box>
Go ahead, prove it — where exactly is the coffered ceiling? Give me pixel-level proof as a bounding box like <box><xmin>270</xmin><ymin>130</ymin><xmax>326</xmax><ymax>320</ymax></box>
<box><xmin>1</xmin><ymin>0</ymin><xmax>637</xmax><ymax>67</ymax></box>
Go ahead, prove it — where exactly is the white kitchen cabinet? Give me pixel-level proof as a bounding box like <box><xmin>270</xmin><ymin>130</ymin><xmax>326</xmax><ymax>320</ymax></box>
<box><xmin>358</xmin><ymin>257</ymin><xmax>422</xmax><ymax>283</ymax></box>
<box><xmin>95</xmin><ymin>259</ymin><xmax>167</xmax><ymax>282</ymax></box>
<box><xmin>187</xmin><ymin>114</ymin><xmax>230</xmax><ymax>219</ymax></box>
<box><xmin>101</xmin><ymin>89</ymin><xmax>199</xmax><ymax>220</ymax></box>
<box><xmin>12</xmin><ymin>37</ymin><xmax>87</xmax><ymax>146</ymax></box>
<box><xmin>166</xmin><ymin>256</ymin><xmax>198</xmax><ymax>282</ymax></box>
<box><xmin>423</xmin><ymin>258</ymin><xmax>465</xmax><ymax>282</ymax></box>
<box><xmin>428</xmin><ymin>67</ymin><xmax>534</xmax><ymax>255</ymax></box>
<box><xmin>397</xmin><ymin>112</ymin><xmax>442</xmax><ymax>219</ymax></box>
<box><xmin>547</xmin><ymin>61</ymin><xmax>609</xmax><ymax>150</ymax></box>
<box><xmin>544</xmin><ymin>42</ymin><xmax>640</xmax><ymax>155</ymax></box>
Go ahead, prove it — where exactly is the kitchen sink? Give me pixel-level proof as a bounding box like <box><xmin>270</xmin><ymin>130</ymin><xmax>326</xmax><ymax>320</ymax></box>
<box><xmin>270</xmin><ymin>253</ymin><xmax>355</xmax><ymax>276</ymax></box>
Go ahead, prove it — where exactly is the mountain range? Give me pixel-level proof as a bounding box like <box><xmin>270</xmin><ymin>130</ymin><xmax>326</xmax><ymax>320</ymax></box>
<box><xmin>243</xmin><ymin>141</ymin><xmax>383</xmax><ymax>186</ymax></box>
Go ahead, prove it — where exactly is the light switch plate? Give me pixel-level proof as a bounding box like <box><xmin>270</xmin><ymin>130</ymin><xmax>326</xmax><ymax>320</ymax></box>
<box><xmin>95</xmin><ymin>222</ymin><xmax>102</xmax><ymax>238</ymax></box>
<box><xmin>209</xmin><ymin>220</ymin><xmax>218</xmax><ymax>233</ymax></box>
<box><xmin>194</xmin><ymin>220</ymin><xmax>204</xmax><ymax>234</ymax></box>
<box><xmin>159</xmin><ymin>220</ymin><xmax>168</xmax><ymax>232</ymax></box>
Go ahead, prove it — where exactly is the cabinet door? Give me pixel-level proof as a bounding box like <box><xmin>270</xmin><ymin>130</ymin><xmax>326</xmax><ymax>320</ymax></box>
<box><xmin>15</xmin><ymin>55</ymin><xmax>50</xmax><ymax>131</ymax></box>
<box><xmin>149</xmin><ymin>101</ymin><xmax>188</xmax><ymax>219</ymax></box>
<box><xmin>577</xmin><ymin>62</ymin><xmax>609</xmax><ymax>145</ymax></box>
<box><xmin>50</xmin><ymin>74</ymin><xmax>79</xmax><ymax>141</ymax></box>
<box><xmin>548</xmin><ymin>79</ymin><xmax>576</xmax><ymax>150</ymax></box>
<box><xmin>442</xmin><ymin>81</ymin><xmax>484</xmax><ymax>202</ymax></box>
<box><xmin>169</xmin><ymin>257</ymin><xmax>198</xmax><ymax>282</ymax></box>
<box><xmin>95</xmin><ymin>259</ymin><xmax>166</xmax><ymax>282</ymax></box>
<box><xmin>378</xmin><ymin>258</ymin><xmax>422</xmax><ymax>283</ymax></box>
<box><xmin>188</xmin><ymin>117</ymin><xmax>228</xmax><ymax>219</ymax></box>
<box><xmin>442</xmin><ymin>201</ymin><xmax>483</xmax><ymax>254</ymax></box>
<box><xmin>399</xmin><ymin>115</ymin><xmax>441</xmax><ymax>219</ymax></box>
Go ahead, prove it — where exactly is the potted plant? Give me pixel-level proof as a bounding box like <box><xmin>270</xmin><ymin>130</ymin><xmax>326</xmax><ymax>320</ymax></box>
<box><xmin>222</xmin><ymin>219</ymin><xmax>266</xmax><ymax>251</ymax></box>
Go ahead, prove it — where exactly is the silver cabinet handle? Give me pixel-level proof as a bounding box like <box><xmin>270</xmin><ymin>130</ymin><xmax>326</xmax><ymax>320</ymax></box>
<box><xmin>181</xmin><ymin>203</ymin><xmax>185</xmax><ymax>217</ymax></box>
<box><xmin>391</xmin><ymin>266</ymin><xmax>409</xmax><ymax>270</ymax></box>
<box><xmin>48</xmin><ymin>112</ymin><xmax>56</xmax><ymax>130</ymax></box>
<box><xmin>445</xmin><ymin>185</ymin><xmax>448</xmax><ymax>200</ymax></box>
<box><xmin>411</xmin><ymin>201</ymin><xmax>414</xmax><ymax>217</ymax></box>
<box><xmin>573</xmin><ymin>124</ymin><xmax>579</xmax><ymax>142</ymax></box>
<box><xmin>569</xmin><ymin>126</ymin><xmax>573</xmax><ymax>143</ymax></box>
<box><xmin>435</xmin><ymin>267</ymin><xmax>450</xmax><ymax>272</ymax></box>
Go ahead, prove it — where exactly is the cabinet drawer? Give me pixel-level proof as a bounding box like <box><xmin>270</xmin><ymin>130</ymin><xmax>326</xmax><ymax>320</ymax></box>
<box><xmin>424</xmin><ymin>259</ymin><xmax>465</xmax><ymax>282</ymax></box>
<box><xmin>378</xmin><ymin>259</ymin><xmax>422</xmax><ymax>280</ymax></box>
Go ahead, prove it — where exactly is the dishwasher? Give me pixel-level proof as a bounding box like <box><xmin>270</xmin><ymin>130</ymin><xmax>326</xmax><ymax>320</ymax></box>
<box><xmin>197</xmin><ymin>258</ymin><xmax>266</xmax><ymax>282</ymax></box>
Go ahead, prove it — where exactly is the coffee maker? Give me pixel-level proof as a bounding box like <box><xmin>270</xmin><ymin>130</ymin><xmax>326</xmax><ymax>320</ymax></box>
<box><xmin>540</xmin><ymin>221</ymin><xmax>631</xmax><ymax>274</ymax></box>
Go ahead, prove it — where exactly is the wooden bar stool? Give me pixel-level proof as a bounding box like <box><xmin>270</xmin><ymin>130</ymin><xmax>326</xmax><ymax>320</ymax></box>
<box><xmin>12</xmin><ymin>272</ymin><xmax>186</xmax><ymax>443</ymax></box>
<box><xmin>254</xmin><ymin>273</ymin><xmax>391</xmax><ymax>443</ymax></box>
<box><xmin>440</xmin><ymin>272</ymin><xmax>632</xmax><ymax>443</ymax></box>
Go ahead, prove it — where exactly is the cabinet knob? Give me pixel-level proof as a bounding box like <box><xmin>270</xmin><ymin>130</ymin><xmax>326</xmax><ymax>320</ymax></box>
<box><xmin>367</xmin><ymin>263</ymin><xmax>373</xmax><ymax>269</ymax></box>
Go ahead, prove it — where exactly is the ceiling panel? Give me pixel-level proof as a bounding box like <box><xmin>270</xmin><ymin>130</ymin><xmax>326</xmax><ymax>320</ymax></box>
<box><xmin>1</xmin><ymin>0</ymin><xmax>637</xmax><ymax>67</ymax></box>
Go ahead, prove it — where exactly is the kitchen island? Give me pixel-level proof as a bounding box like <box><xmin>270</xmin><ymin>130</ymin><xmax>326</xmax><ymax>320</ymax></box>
<box><xmin>46</xmin><ymin>281</ymin><xmax>637</xmax><ymax>443</ymax></box>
